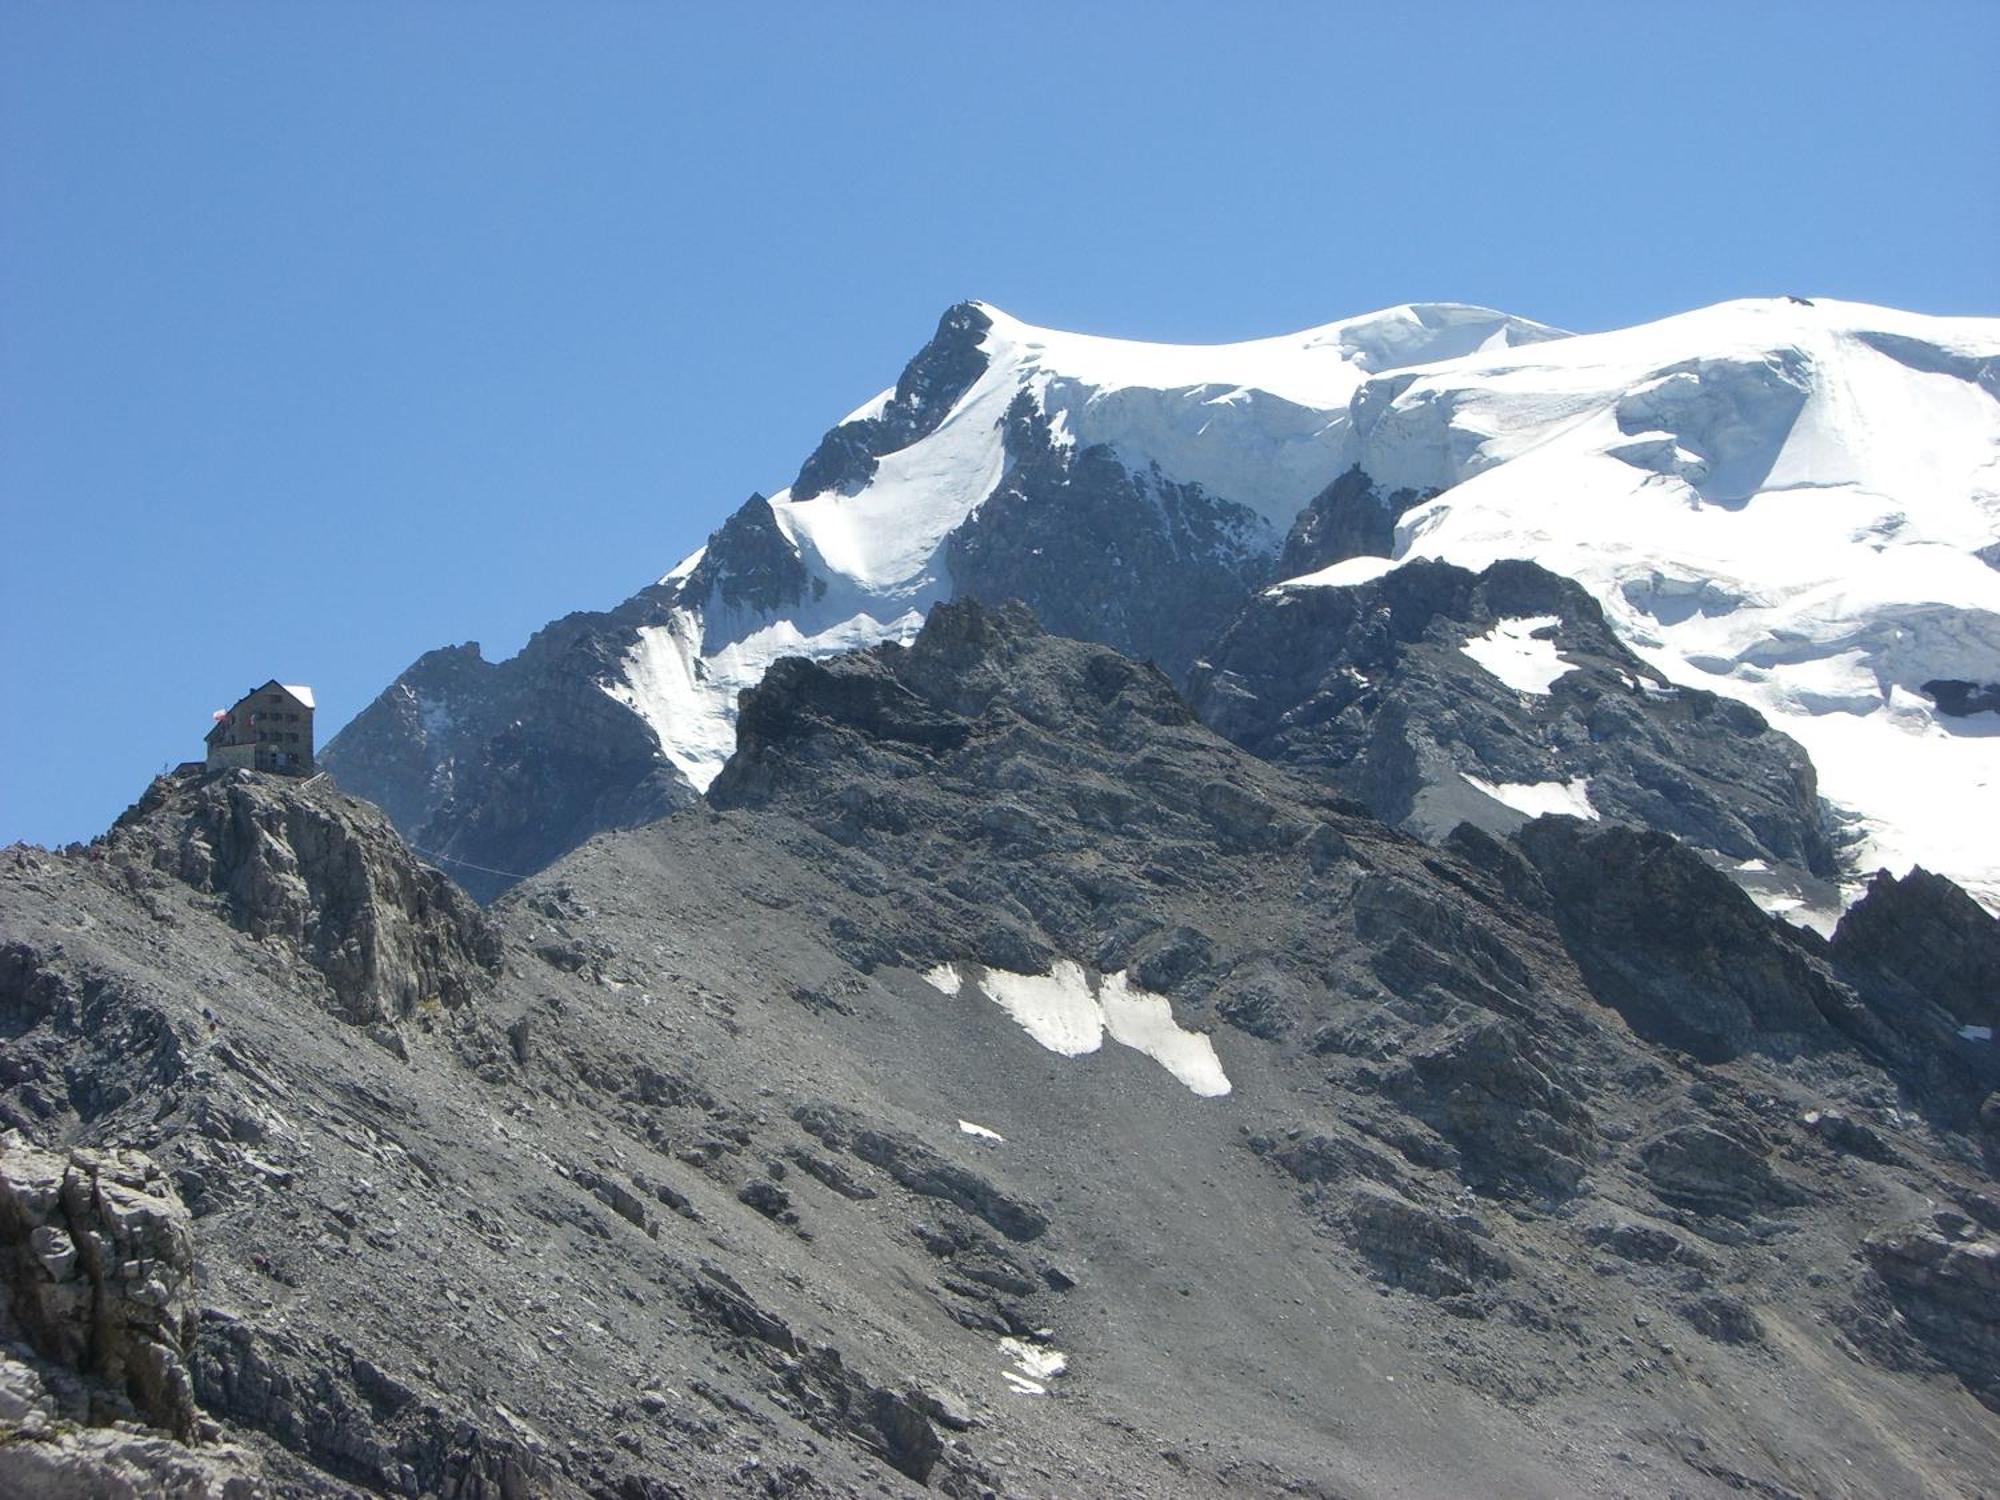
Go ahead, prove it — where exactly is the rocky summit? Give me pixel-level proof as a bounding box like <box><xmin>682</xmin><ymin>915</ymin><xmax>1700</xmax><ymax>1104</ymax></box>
<box><xmin>5</xmin><ymin>599</ymin><xmax>2000</xmax><ymax>1498</ymax></box>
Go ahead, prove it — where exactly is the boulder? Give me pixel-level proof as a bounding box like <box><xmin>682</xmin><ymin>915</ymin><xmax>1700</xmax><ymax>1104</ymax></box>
<box><xmin>0</xmin><ymin>1135</ymin><xmax>199</xmax><ymax>1439</ymax></box>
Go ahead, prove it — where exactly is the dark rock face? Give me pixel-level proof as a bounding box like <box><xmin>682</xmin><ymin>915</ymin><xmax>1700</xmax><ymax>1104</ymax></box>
<box><xmin>313</xmin><ymin>640</ymin><xmax>493</xmax><ymax>837</ymax></box>
<box><xmin>794</xmin><ymin>1101</ymin><xmax>1048</xmax><ymax>1242</ymax></box>
<box><xmin>1822</xmin><ymin>867</ymin><xmax>2000</xmax><ymax>1127</ymax></box>
<box><xmin>1188</xmin><ymin>556</ymin><xmax>1837</xmax><ymax>881</ymax></box>
<box><xmin>1583</xmin><ymin>1218</ymin><xmax>1708</xmax><ymax>1268</ymax></box>
<box><xmin>1638</xmin><ymin>1124</ymin><xmax>1806</xmax><ymax>1222</ymax></box>
<box><xmin>1921</xmin><ymin>677</ymin><xmax>2000</xmax><ymax>716</ymax></box>
<box><xmin>945</xmin><ymin>393</ymin><xmax>1274</xmax><ymax>683</ymax></box>
<box><xmin>320</xmin><ymin>592</ymin><xmax>697</xmax><ymax>902</ymax></box>
<box><xmin>1514</xmin><ymin>820</ymin><xmax>1844</xmax><ymax>1063</ymax></box>
<box><xmin>1833</xmin><ymin>867</ymin><xmax>2000</xmax><ymax>1035</ymax></box>
<box><xmin>190</xmin><ymin>1314</ymin><xmax>546</xmax><ymax>1499</ymax></box>
<box><xmin>1394</xmin><ymin>1017</ymin><xmax>1596</xmax><ymax>1200</ymax></box>
<box><xmin>1678</xmin><ymin>1294</ymin><xmax>1765</xmax><ymax>1346</ymax></box>
<box><xmin>793</xmin><ymin>301</ymin><xmax>993</xmax><ymax>500</ymax></box>
<box><xmin>1275</xmin><ymin>465</ymin><xmax>1433</xmax><ymax>577</ymax></box>
<box><xmin>680</xmin><ymin>492</ymin><xmax>819</xmax><ymax>619</ymax></box>
<box><xmin>1339</xmin><ymin>1184</ymin><xmax>1512</xmax><ymax>1299</ymax></box>
<box><xmin>1804</xmin><ymin>1107</ymin><xmax>1906</xmax><ymax>1165</ymax></box>
<box><xmin>681</xmin><ymin>1265</ymin><xmax>945</xmax><ymax>1483</ymax></box>
<box><xmin>10</xmin><ymin>601</ymin><xmax>2000</xmax><ymax>1497</ymax></box>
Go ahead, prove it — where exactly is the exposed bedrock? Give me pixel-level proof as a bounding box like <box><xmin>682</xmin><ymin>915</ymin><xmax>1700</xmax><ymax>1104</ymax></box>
<box><xmin>1188</xmin><ymin>556</ymin><xmax>1836</xmax><ymax>881</ymax></box>
<box><xmin>0</xmin><ymin>1137</ymin><xmax>200</xmax><ymax>1440</ymax></box>
<box><xmin>105</xmin><ymin>766</ymin><xmax>501</xmax><ymax>1026</ymax></box>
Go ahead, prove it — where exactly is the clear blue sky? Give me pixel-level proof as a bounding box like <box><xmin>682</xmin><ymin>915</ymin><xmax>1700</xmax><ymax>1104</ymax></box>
<box><xmin>4</xmin><ymin>2</ymin><xmax>1996</xmax><ymax>846</ymax></box>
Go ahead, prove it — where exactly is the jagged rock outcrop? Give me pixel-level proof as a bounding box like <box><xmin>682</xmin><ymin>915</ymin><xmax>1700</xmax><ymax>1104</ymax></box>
<box><xmin>1637</xmin><ymin>1124</ymin><xmax>1807</xmax><ymax>1223</ymax></box>
<box><xmin>793</xmin><ymin>1100</ymin><xmax>1049</xmax><ymax>1242</ymax></box>
<box><xmin>1862</xmin><ymin>1217</ymin><xmax>2000</xmax><ymax>1410</ymax></box>
<box><xmin>0</xmin><ymin>1137</ymin><xmax>267</xmax><ymax>1497</ymax></box>
<box><xmin>106</xmin><ymin>766</ymin><xmax>501</xmax><ymax>1025</ymax></box>
<box><xmin>1</xmin><ymin>1137</ymin><xmax>200</xmax><ymax>1439</ymax></box>
<box><xmin>0</xmin><ymin>1357</ymin><xmax>264</xmax><ymax>1500</ymax></box>
<box><xmin>1274</xmin><ymin>465</ymin><xmax>1433</xmax><ymax>577</ymax></box>
<box><xmin>1338</xmin><ymin>1184</ymin><xmax>1513</xmax><ymax>1300</ymax></box>
<box><xmin>680</xmin><ymin>1264</ymin><xmax>950</xmax><ymax>1484</ymax></box>
<box><xmin>1188</xmin><ymin>557</ymin><xmax>1837</xmax><ymax>892</ymax></box>
<box><xmin>1393</xmin><ymin>1017</ymin><xmax>1596</xmax><ymax>1200</ymax></box>
<box><xmin>679</xmin><ymin>492</ymin><xmax>820</xmax><ymax>616</ymax></box>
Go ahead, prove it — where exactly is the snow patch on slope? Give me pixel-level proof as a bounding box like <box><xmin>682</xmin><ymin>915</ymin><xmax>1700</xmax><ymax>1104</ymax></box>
<box><xmin>1272</xmin><ymin>554</ymin><xmax>1401</xmax><ymax>592</ymax></box>
<box><xmin>1462</xmin><ymin>773</ymin><xmax>1599</xmax><ymax>822</ymax></box>
<box><xmin>923</xmin><ymin>960</ymin><xmax>1231</xmax><ymax>1097</ymax></box>
<box><xmin>998</xmin><ymin>1336</ymin><xmax>1067</xmax><ymax>1396</ymax></box>
<box><xmin>767</xmin><ymin>350</ymin><xmax>1015</xmax><ymax>593</ymax></box>
<box><xmin>976</xmin><ymin>960</ymin><xmax>1105</xmax><ymax>1058</ymax></box>
<box><xmin>1458</xmin><ymin>615</ymin><xmax>1574</xmax><ymax>695</ymax></box>
<box><xmin>1098</xmin><ymin>970</ymin><xmax>1237</xmax><ymax>1098</ymax></box>
<box><xmin>606</xmin><ymin>604</ymin><xmax>927</xmax><ymax>789</ymax></box>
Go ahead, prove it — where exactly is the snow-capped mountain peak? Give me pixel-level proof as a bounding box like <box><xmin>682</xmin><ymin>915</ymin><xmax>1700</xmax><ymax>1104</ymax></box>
<box><xmin>700</xmin><ymin>298</ymin><xmax>1573</xmax><ymax>603</ymax></box>
<box><xmin>1281</xmin><ymin>295</ymin><xmax>2000</xmax><ymax>911</ymax></box>
<box><xmin>609</xmin><ymin>299</ymin><xmax>1572</xmax><ymax>791</ymax></box>
<box><xmin>327</xmin><ymin>293</ymin><xmax>1999</xmax><ymax>915</ymax></box>
<box><xmin>967</xmin><ymin>297</ymin><xmax>1570</xmax><ymax>407</ymax></box>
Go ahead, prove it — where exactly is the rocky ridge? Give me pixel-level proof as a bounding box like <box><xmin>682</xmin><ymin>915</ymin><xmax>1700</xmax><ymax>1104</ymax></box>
<box><xmin>1189</xmin><ymin>556</ymin><xmax>1840</xmax><ymax>915</ymax></box>
<box><xmin>321</xmin><ymin>598</ymin><xmax>698</xmax><ymax>903</ymax></box>
<box><xmin>11</xmin><ymin>601</ymin><xmax>1998</xmax><ymax>1496</ymax></box>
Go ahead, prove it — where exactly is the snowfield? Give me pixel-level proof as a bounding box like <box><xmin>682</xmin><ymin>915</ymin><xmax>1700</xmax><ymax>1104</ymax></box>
<box><xmin>1458</xmin><ymin>615</ymin><xmax>1575</xmax><ymax>695</ymax></box>
<box><xmin>607</xmin><ymin>293</ymin><xmax>2000</xmax><ymax>910</ymax></box>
